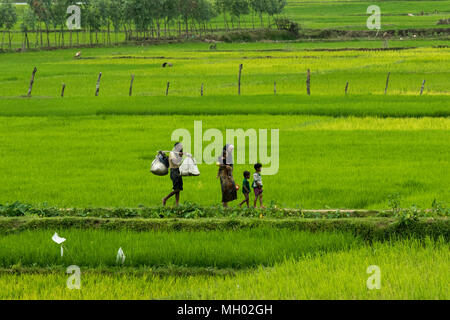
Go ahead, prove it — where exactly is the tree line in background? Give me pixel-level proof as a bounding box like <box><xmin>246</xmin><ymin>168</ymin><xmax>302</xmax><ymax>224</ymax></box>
<box><xmin>0</xmin><ymin>0</ymin><xmax>287</xmax><ymax>49</ymax></box>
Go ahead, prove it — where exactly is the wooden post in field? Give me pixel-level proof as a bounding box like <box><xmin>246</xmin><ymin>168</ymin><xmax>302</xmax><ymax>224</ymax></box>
<box><xmin>95</xmin><ymin>72</ymin><xmax>102</xmax><ymax>96</ymax></box>
<box><xmin>61</xmin><ymin>83</ymin><xmax>66</xmax><ymax>97</ymax></box>
<box><xmin>166</xmin><ymin>81</ymin><xmax>170</xmax><ymax>96</ymax></box>
<box><xmin>27</xmin><ymin>67</ymin><xmax>37</xmax><ymax>97</ymax></box>
<box><xmin>129</xmin><ymin>74</ymin><xmax>135</xmax><ymax>96</ymax></box>
<box><xmin>306</xmin><ymin>69</ymin><xmax>311</xmax><ymax>96</ymax></box>
<box><xmin>201</xmin><ymin>83</ymin><xmax>204</xmax><ymax>96</ymax></box>
<box><xmin>274</xmin><ymin>81</ymin><xmax>276</xmax><ymax>95</ymax></box>
<box><xmin>345</xmin><ymin>81</ymin><xmax>349</xmax><ymax>94</ymax></box>
<box><xmin>420</xmin><ymin>80</ymin><xmax>426</xmax><ymax>95</ymax></box>
<box><xmin>238</xmin><ymin>64</ymin><xmax>243</xmax><ymax>95</ymax></box>
<box><xmin>384</xmin><ymin>72</ymin><xmax>390</xmax><ymax>95</ymax></box>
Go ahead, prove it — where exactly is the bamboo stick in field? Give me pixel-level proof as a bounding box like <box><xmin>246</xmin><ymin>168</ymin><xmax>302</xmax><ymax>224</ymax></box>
<box><xmin>129</xmin><ymin>74</ymin><xmax>135</xmax><ymax>96</ymax></box>
<box><xmin>201</xmin><ymin>83</ymin><xmax>203</xmax><ymax>96</ymax></box>
<box><xmin>420</xmin><ymin>80</ymin><xmax>426</xmax><ymax>95</ymax></box>
<box><xmin>61</xmin><ymin>83</ymin><xmax>66</xmax><ymax>98</ymax></box>
<box><xmin>306</xmin><ymin>69</ymin><xmax>311</xmax><ymax>96</ymax></box>
<box><xmin>27</xmin><ymin>67</ymin><xmax>37</xmax><ymax>97</ymax></box>
<box><xmin>345</xmin><ymin>81</ymin><xmax>349</xmax><ymax>94</ymax></box>
<box><xmin>238</xmin><ymin>64</ymin><xmax>243</xmax><ymax>95</ymax></box>
<box><xmin>95</xmin><ymin>72</ymin><xmax>102</xmax><ymax>96</ymax></box>
<box><xmin>166</xmin><ymin>81</ymin><xmax>170</xmax><ymax>96</ymax></box>
<box><xmin>384</xmin><ymin>72</ymin><xmax>390</xmax><ymax>95</ymax></box>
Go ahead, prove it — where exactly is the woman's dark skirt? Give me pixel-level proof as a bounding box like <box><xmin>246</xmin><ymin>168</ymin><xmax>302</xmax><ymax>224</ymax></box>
<box><xmin>219</xmin><ymin>165</ymin><xmax>237</xmax><ymax>203</ymax></box>
<box><xmin>170</xmin><ymin>168</ymin><xmax>183</xmax><ymax>191</ymax></box>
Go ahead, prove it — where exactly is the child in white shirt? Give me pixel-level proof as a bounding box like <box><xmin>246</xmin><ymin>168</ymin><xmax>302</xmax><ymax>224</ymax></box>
<box><xmin>252</xmin><ymin>163</ymin><xmax>264</xmax><ymax>208</ymax></box>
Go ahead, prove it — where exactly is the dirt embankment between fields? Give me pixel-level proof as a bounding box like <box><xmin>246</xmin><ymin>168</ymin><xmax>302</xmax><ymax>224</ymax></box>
<box><xmin>0</xmin><ymin>216</ymin><xmax>448</xmax><ymax>241</ymax></box>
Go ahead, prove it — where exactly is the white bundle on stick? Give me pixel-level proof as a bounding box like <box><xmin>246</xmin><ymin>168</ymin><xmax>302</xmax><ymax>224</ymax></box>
<box><xmin>180</xmin><ymin>156</ymin><xmax>200</xmax><ymax>176</ymax></box>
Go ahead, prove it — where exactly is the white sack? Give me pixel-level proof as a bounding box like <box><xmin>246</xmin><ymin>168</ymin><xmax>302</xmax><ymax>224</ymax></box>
<box><xmin>180</xmin><ymin>157</ymin><xmax>200</xmax><ymax>176</ymax></box>
<box><xmin>151</xmin><ymin>156</ymin><xmax>168</xmax><ymax>176</ymax></box>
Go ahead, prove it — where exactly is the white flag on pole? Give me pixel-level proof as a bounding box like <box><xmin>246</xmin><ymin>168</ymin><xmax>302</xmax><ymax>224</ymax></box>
<box><xmin>52</xmin><ymin>233</ymin><xmax>66</xmax><ymax>257</ymax></box>
<box><xmin>52</xmin><ymin>233</ymin><xmax>66</xmax><ymax>244</ymax></box>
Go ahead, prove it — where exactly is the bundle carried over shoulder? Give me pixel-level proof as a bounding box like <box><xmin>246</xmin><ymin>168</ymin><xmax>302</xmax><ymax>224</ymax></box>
<box><xmin>151</xmin><ymin>151</ymin><xmax>169</xmax><ymax>176</ymax></box>
<box><xmin>180</xmin><ymin>155</ymin><xmax>200</xmax><ymax>176</ymax></box>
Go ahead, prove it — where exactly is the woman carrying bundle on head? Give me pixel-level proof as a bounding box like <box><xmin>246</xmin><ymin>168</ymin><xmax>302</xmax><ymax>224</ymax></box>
<box><xmin>217</xmin><ymin>144</ymin><xmax>237</xmax><ymax>208</ymax></box>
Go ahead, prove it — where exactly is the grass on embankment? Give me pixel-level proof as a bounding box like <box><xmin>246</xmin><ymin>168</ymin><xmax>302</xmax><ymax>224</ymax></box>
<box><xmin>0</xmin><ymin>228</ymin><xmax>361</xmax><ymax>269</ymax></box>
<box><xmin>1</xmin><ymin>238</ymin><xmax>448</xmax><ymax>299</ymax></box>
<box><xmin>0</xmin><ymin>95</ymin><xmax>449</xmax><ymax>118</ymax></box>
<box><xmin>0</xmin><ymin>216</ymin><xmax>448</xmax><ymax>241</ymax></box>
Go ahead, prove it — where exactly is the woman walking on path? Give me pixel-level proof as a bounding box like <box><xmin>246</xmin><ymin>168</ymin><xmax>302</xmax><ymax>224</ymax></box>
<box><xmin>162</xmin><ymin>142</ymin><xmax>184</xmax><ymax>206</ymax></box>
<box><xmin>217</xmin><ymin>144</ymin><xmax>237</xmax><ymax>207</ymax></box>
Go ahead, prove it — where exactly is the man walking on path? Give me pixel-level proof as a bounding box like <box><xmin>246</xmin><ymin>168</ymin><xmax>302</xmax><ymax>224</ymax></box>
<box><xmin>162</xmin><ymin>142</ymin><xmax>184</xmax><ymax>206</ymax></box>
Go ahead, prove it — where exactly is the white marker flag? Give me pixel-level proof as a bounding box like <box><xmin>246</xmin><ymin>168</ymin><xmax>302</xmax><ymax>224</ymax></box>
<box><xmin>116</xmin><ymin>247</ymin><xmax>125</xmax><ymax>264</ymax></box>
<box><xmin>52</xmin><ymin>233</ymin><xmax>66</xmax><ymax>257</ymax></box>
<box><xmin>52</xmin><ymin>233</ymin><xmax>66</xmax><ymax>244</ymax></box>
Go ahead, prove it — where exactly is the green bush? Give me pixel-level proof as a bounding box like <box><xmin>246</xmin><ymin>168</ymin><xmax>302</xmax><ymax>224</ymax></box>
<box><xmin>0</xmin><ymin>202</ymin><xmax>32</xmax><ymax>217</ymax></box>
<box><xmin>274</xmin><ymin>16</ymin><xmax>300</xmax><ymax>36</ymax></box>
<box><xmin>219</xmin><ymin>29</ymin><xmax>297</xmax><ymax>42</ymax></box>
<box><xmin>437</xmin><ymin>18</ymin><xmax>450</xmax><ymax>25</ymax></box>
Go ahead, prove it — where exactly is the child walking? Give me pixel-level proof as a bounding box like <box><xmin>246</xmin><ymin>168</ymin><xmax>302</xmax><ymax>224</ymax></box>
<box><xmin>239</xmin><ymin>171</ymin><xmax>251</xmax><ymax>208</ymax></box>
<box><xmin>252</xmin><ymin>163</ymin><xmax>264</xmax><ymax>208</ymax></box>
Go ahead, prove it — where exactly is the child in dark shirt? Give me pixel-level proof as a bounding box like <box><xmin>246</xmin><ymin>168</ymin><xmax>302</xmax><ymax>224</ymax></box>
<box><xmin>239</xmin><ymin>171</ymin><xmax>251</xmax><ymax>208</ymax></box>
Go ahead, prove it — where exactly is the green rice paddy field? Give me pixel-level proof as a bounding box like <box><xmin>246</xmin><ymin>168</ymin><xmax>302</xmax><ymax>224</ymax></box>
<box><xmin>0</xmin><ymin>38</ymin><xmax>449</xmax><ymax>300</ymax></box>
<box><xmin>0</xmin><ymin>43</ymin><xmax>449</xmax><ymax>209</ymax></box>
<box><xmin>283</xmin><ymin>0</ymin><xmax>450</xmax><ymax>30</ymax></box>
<box><xmin>0</xmin><ymin>228</ymin><xmax>448</xmax><ymax>299</ymax></box>
<box><xmin>0</xmin><ymin>115</ymin><xmax>449</xmax><ymax>209</ymax></box>
<box><xmin>1</xmin><ymin>44</ymin><xmax>450</xmax><ymax>98</ymax></box>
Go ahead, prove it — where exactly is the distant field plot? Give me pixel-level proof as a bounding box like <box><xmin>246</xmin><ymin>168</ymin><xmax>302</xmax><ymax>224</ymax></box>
<box><xmin>283</xmin><ymin>0</ymin><xmax>450</xmax><ymax>30</ymax></box>
<box><xmin>0</xmin><ymin>115</ymin><xmax>448</xmax><ymax>209</ymax></box>
<box><xmin>0</xmin><ymin>45</ymin><xmax>449</xmax><ymax>99</ymax></box>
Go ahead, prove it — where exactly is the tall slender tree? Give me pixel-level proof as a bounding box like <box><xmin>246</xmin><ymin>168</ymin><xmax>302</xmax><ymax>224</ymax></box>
<box><xmin>0</xmin><ymin>0</ymin><xmax>17</xmax><ymax>49</ymax></box>
<box><xmin>192</xmin><ymin>0</ymin><xmax>216</xmax><ymax>33</ymax></box>
<box><xmin>162</xmin><ymin>0</ymin><xmax>179</xmax><ymax>37</ymax></box>
<box><xmin>21</xmin><ymin>6</ymin><xmax>38</xmax><ymax>49</ymax></box>
<box><xmin>266</xmin><ymin>0</ymin><xmax>286</xmax><ymax>26</ymax></box>
<box><xmin>178</xmin><ymin>0</ymin><xmax>197</xmax><ymax>36</ymax></box>
<box><xmin>27</xmin><ymin>0</ymin><xmax>52</xmax><ymax>47</ymax></box>
<box><xmin>249</xmin><ymin>0</ymin><xmax>267</xmax><ymax>27</ymax></box>
<box><xmin>108</xmin><ymin>0</ymin><xmax>126</xmax><ymax>43</ymax></box>
<box><xmin>51</xmin><ymin>0</ymin><xmax>72</xmax><ymax>46</ymax></box>
<box><xmin>215</xmin><ymin>0</ymin><xmax>232</xmax><ymax>31</ymax></box>
<box><xmin>231</xmin><ymin>0</ymin><xmax>249</xmax><ymax>29</ymax></box>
